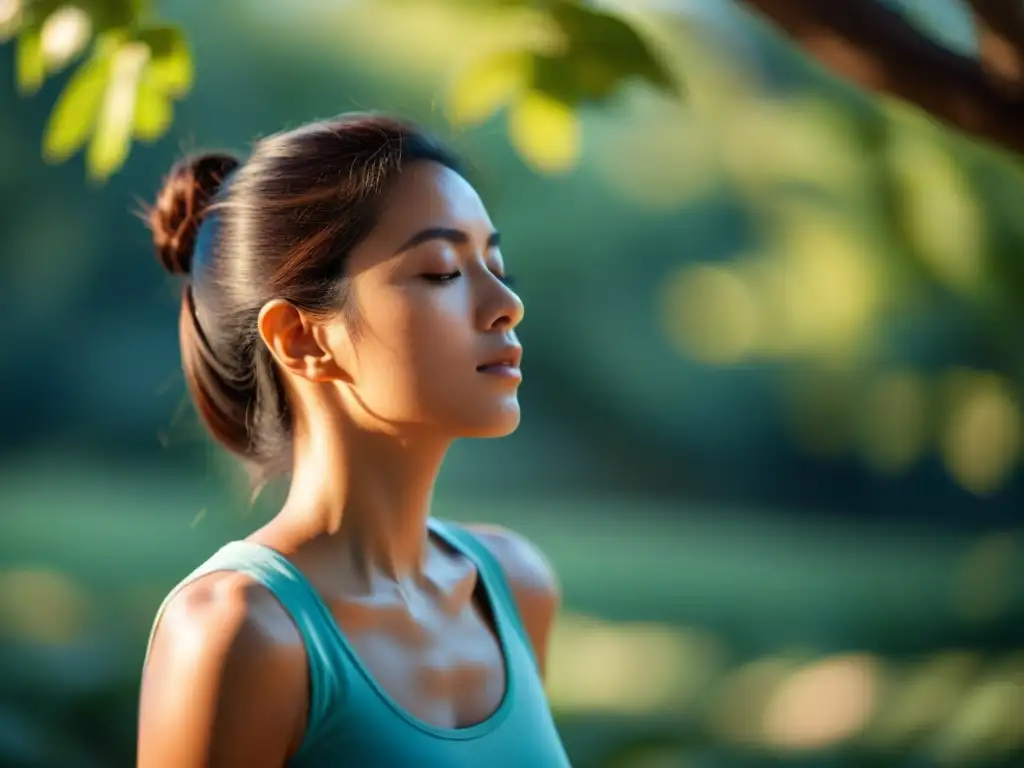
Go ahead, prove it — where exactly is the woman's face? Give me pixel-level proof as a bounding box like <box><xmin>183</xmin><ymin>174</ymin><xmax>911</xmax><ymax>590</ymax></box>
<box><xmin>325</xmin><ymin>160</ymin><xmax>524</xmax><ymax>438</ymax></box>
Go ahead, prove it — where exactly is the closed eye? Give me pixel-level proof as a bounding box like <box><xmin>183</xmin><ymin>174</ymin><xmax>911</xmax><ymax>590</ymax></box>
<box><xmin>422</xmin><ymin>272</ymin><xmax>461</xmax><ymax>283</ymax></box>
<box><xmin>421</xmin><ymin>271</ymin><xmax>516</xmax><ymax>286</ymax></box>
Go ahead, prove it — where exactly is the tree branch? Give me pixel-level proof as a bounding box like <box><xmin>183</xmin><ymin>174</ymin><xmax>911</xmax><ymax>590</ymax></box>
<box><xmin>734</xmin><ymin>0</ymin><xmax>1024</xmax><ymax>156</ymax></box>
<box><xmin>965</xmin><ymin>0</ymin><xmax>1024</xmax><ymax>97</ymax></box>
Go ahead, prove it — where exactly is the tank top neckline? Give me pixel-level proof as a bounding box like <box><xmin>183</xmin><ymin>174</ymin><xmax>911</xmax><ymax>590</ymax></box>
<box><xmin>217</xmin><ymin>518</ymin><xmax>517</xmax><ymax>741</ymax></box>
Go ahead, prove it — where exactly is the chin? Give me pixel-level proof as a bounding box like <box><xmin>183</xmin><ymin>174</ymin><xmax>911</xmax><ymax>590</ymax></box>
<box><xmin>490</xmin><ymin>411</ymin><xmax>522</xmax><ymax>437</ymax></box>
<box><xmin>459</xmin><ymin>401</ymin><xmax>521</xmax><ymax>438</ymax></box>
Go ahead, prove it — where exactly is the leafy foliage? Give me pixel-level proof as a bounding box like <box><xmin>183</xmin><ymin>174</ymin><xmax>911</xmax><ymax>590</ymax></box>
<box><xmin>6</xmin><ymin>0</ymin><xmax>192</xmax><ymax>180</ymax></box>
<box><xmin>446</xmin><ymin>0</ymin><xmax>679</xmax><ymax>171</ymax></box>
<box><xmin>5</xmin><ymin>0</ymin><xmax>674</xmax><ymax>178</ymax></box>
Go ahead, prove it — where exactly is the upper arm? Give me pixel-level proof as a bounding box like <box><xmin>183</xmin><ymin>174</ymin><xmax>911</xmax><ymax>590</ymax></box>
<box><xmin>138</xmin><ymin>573</ymin><xmax>307</xmax><ymax>768</ymax></box>
<box><xmin>465</xmin><ymin>525</ymin><xmax>561</xmax><ymax>679</ymax></box>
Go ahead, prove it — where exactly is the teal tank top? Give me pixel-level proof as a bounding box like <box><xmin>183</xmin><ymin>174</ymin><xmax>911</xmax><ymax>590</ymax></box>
<box><xmin>145</xmin><ymin>518</ymin><xmax>571</xmax><ymax>767</ymax></box>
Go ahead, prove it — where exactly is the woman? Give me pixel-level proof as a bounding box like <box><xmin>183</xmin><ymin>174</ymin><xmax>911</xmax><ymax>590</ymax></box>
<box><xmin>137</xmin><ymin>114</ymin><xmax>570</xmax><ymax>767</ymax></box>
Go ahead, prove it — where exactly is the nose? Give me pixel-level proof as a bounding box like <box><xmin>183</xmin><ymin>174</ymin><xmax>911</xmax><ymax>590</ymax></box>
<box><xmin>479</xmin><ymin>274</ymin><xmax>524</xmax><ymax>332</ymax></box>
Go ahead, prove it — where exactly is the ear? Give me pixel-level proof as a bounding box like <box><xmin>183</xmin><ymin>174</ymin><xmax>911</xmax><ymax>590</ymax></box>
<box><xmin>257</xmin><ymin>299</ymin><xmax>348</xmax><ymax>383</ymax></box>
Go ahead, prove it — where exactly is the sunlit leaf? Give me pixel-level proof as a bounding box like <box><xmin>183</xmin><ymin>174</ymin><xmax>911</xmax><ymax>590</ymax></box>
<box><xmin>87</xmin><ymin>40</ymin><xmax>148</xmax><ymax>181</ymax></box>
<box><xmin>447</xmin><ymin>50</ymin><xmax>532</xmax><ymax>127</ymax></box>
<box><xmin>0</xmin><ymin>0</ymin><xmax>25</xmax><ymax>42</ymax></box>
<box><xmin>42</xmin><ymin>47</ymin><xmax>112</xmax><ymax>162</ymax></box>
<box><xmin>133</xmin><ymin>76</ymin><xmax>173</xmax><ymax>141</ymax></box>
<box><xmin>507</xmin><ymin>88</ymin><xmax>580</xmax><ymax>173</ymax></box>
<box><xmin>39</xmin><ymin>5</ymin><xmax>91</xmax><ymax>73</ymax></box>
<box><xmin>136</xmin><ymin>23</ymin><xmax>192</xmax><ymax>95</ymax></box>
<box><xmin>15</xmin><ymin>27</ymin><xmax>44</xmax><ymax>93</ymax></box>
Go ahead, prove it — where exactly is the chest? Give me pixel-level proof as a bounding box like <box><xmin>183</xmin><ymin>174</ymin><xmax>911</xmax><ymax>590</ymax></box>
<box><xmin>328</xmin><ymin>591</ymin><xmax>508</xmax><ymax>730</ymax></box>
<box><xmin>288</xmin><ymin>608</ymin><xmax>570</xmax><ymax>768</ymax></box>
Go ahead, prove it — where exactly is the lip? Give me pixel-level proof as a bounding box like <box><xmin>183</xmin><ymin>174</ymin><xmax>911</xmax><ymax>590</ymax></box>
<box><xmin>477</xmin><ymin>346</ymin><xmax>523</xmax><ymax>375</ymax></box>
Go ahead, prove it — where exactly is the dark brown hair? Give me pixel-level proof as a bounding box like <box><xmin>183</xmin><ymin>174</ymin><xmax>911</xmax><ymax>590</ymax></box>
<box><xmin>146</xmin><ymin>113</ymin><xmax>460</xmax><ymax>490</ymax></box>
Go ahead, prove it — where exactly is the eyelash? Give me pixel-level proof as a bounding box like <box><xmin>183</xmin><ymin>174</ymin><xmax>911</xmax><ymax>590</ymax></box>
<box><xmin>423</xmin><ymin>271</ymin><xmax>516</xmax><ymax>287</ymax></box>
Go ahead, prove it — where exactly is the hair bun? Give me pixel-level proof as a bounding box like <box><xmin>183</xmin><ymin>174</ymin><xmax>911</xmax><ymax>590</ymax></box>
<box><xmin>147</xmin><ymin>152</ymin><xmax>241</xmax><ymax>276</ymax></box>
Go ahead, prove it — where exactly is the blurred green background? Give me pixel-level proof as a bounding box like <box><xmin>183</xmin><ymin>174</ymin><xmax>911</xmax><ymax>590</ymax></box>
<box><xmin>1</xmin><ymin>0</ymin><xmax>1022</xmax><ymax>766</ymax></box>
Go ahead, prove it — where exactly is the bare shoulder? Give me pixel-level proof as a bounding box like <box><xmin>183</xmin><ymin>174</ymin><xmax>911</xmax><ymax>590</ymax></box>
<box><xmin>149</xmin><ymin>570</ymin><xmax>307</xmax><ymax>670</ymax></box>
<box><xmin>463</xmin><ymin>524</ymin><xmax>560</xmax><ymax>600</ymax></box>
<box><xmin>464</xmin><ymin>524</ymin><xmax>561</xmax><ymax>676</ymax></box>
<box><xmin>138</xmin><ymin>571</ymin><xmax>307</xmax><ymax>768</ymax></box>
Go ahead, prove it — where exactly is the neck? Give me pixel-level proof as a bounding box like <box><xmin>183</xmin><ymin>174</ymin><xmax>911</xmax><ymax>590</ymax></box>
<box><xmin>276</xmin><ymin>393</ymin><xmax>450</xmax><ymax>584</ymax></box>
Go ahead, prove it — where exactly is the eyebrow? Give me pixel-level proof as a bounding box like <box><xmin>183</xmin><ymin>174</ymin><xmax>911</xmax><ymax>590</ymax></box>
<box><xmin>395</xmin><ymin>227</ymin><xmax>501</xmax><ymax>254</ymax></box>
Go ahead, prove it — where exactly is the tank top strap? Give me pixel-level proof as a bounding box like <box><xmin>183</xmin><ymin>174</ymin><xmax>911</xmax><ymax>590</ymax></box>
<box><xmin>427</xmin><ymin>519</ymin><xmax>538</xmax><ymax>671</ymax></box>
<box><xmin>142</xmin><ymin>541</ymin><xmax>348</xmax><ymax>757</ymax></box>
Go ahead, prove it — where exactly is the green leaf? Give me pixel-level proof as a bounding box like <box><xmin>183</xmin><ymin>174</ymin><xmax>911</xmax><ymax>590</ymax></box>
<box><xmin>547</xmin><ymin>1</ymin><xmax>680</xmax><ymax>99</ymax></box>
<box><xmin>87</xmin><ymin>41</ymin><xmax>148</xmax><ymax>181</ymax></box>
<box><xmin>507</xmin><ymin>89</ymin><xmax>580</xmax><ymax>174</ymax></box>
<box><xmin>134</xmin><ymin>23</ymin><xmax>183</xmax><ymax>58</ymax></box>
<box><xmin>43</xmin><ymin>48</ymin><xmax>113</xmax><ymax>162</ymax></box>
<box><xmin>15</xmin><ymin>29</ymin><xmax>45</xmax><ymax>94</ymax></box>
<box><xmin>90</xmin><ymin>27</ymin><xmax>131</xmax><ymax>59</ymax></box>
<box><xmin>133</xmin><ymin>76</ymin><xmax>173</xmax><ymax>142</ymax></box>
<box><xmin>28</xmin><ymin>20</ymin><xmax>190</xmax><ymax>180</ymax></box>
<box><xmin>136</xmin><ymin>24</ymin><xmax>192</xmax><ymax>96</ymax></box>
<box><xmin>83</xmin><ymin>0</ymin><xmax>146</xmax><ymax>33</ymax></box>
<box><xmin>530</xmin><ymin>51</ymin><xmax>619</xmax><ymax>104</ymax></box>
<box><xmin>447</xmin><ymin>50</ymin><xmax>532</xmax><ymax>127</ymax></box>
